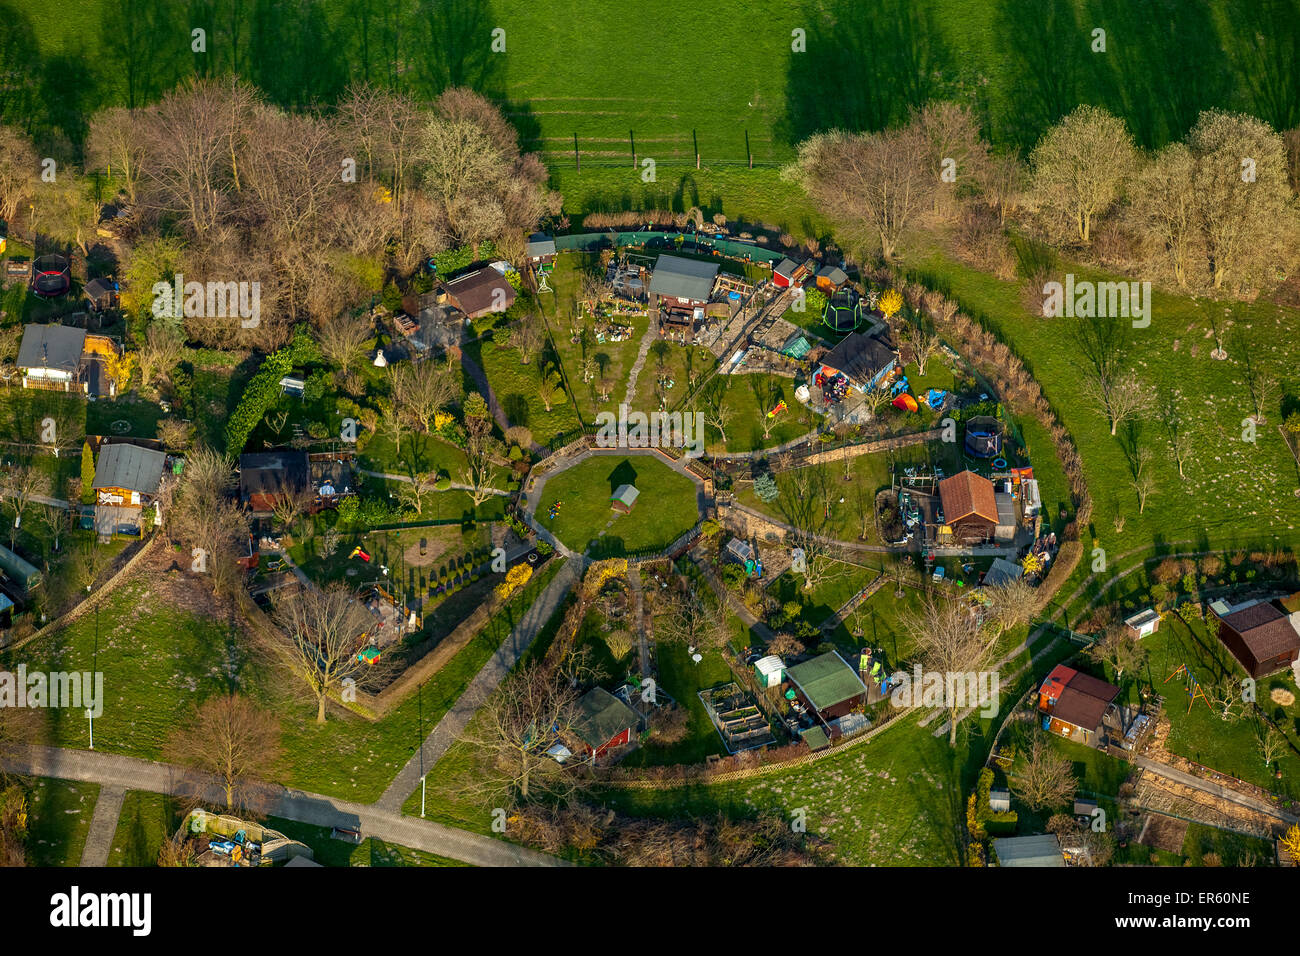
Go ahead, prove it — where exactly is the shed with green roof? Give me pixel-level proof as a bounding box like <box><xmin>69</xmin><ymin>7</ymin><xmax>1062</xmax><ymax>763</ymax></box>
<box><xmin>573</xmin><ymin>687</ymin><xmax>639</xmax><ymax>757</ymax></box>
<box><xmin>784</xmin><ymin>650</ymin><xmax>868</xmax><ymax>721</ymax></box>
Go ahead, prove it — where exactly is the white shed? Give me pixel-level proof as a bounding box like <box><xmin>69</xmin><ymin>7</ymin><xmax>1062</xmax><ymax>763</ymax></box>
<box><xmin>754</xmin><ymin>655</ymin><xmax>785</xmax><ymax>688</ymax></box>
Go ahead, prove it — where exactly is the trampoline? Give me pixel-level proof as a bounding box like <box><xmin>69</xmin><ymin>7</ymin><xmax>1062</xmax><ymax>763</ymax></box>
<box><xmin>31</xmin><ymin>255</ymin><xmax>71</xmax><ymax>298</ymax></box>
<box><xmin>964</xmin><ymin>415</ymin><xmax>1003</xmax><ymax>458</ymax></box>
<box><xmin>822</xmin><ymin>289</ymin><xmax>862</xmax><ymax>333</ymax></box>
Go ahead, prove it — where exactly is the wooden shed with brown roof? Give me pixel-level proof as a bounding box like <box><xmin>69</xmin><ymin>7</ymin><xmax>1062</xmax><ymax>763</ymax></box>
<box><xmin>1038</xmin><ymin>664</ymin><xmax>1120</xmax><ymax>745</ymax></box>
<box><xmin>938</xmin><ymin>470</ymin><xmax>999</xmax><ymax>543</ymax></box>
<box><xmin>442</xmin><ymin>266</ymin><xmax>516</xmax><ymax>319</ymax></box>
<box><xmin>1215</xmin><ymin>600</ymin><xmax>1300</xmax><ymax>678</ymax></box>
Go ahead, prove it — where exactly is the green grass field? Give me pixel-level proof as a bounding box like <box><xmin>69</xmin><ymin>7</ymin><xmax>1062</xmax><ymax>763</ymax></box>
<box><xmin>909</xmin><ymin>242</ymin><xmax>1300</xmax><ymax>562</ymax></box>
<box><xmin>5</xmin><ymin>557</ymin><xmax>566</xmax><ymax>802</ymax></box>
<box><xmin>535</xmin><ymin>454</ymin><xmax>700</xmax><ymax>557</ymax></box>
<box><xmin>22</xmin><ymin>778</ymin><xmax>99</xmax><ymax>866</ymax></box>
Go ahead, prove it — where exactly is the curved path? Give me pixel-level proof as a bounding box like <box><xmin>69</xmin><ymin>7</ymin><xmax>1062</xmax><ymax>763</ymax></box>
<box><xmin>4</xmin><ymin>746</ymin><xmax>564</xmax><ymax>867</ymax></box>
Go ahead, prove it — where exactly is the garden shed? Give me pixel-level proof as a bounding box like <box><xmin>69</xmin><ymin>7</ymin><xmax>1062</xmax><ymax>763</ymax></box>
<box><xmin>573</xmin><ymin>687</ymin><xmax>640</xmax><ymax>758</ymax></box>
<box><xmin>814</xmin><ymin>331</ymin><xmax>897</xmax><ymax>395</ymax></box>
<box><xmin>1037</xmin><ymin>664</ymin><xmax>1120</xmax><ymax>744</ymax></box>
<box><xmin>610</xmin><ymin>483</ymin><xmax>639</xmax><ymax>514</ymax></box>
<box><xmin>17</xmin><ymin>324</ymin><xmax>88</xmax><ymax>392</ymax></box>
<box><xmin>1214</xmin><ymin>599</ymin><xmax>1300</xmax><ymax>678</ymax></box>
<box><xmin>938</xmin><ymin>471</ymin><xmax>999</xmax><ymax>543</ymax></box>
<box><xmin>753</xmin><ymin>655</ymin><xmax>785</xmax><ymax>688</ymax></box>
<box><xmin>1123</xmin><ymin>608</ymin><xmax>1160</xmax><ymax>638</ymax></box>
<box><xmin>784</xmin><ymin>651</ymin><xmax>868</xmax><ymax>723</ymax></box>
<box><xmin>649</xmin><ymin>254</ymin><xmax>718</xmax><ymax>310</ymax></box>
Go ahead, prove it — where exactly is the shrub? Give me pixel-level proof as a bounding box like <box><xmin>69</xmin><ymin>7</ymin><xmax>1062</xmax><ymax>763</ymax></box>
<box><xmin>754</xmin><ymin>473</ymin><xmax>779</xmax><ymax>503</ymax></box>
<box><xmin>495</xmin><ymin>563</ymin><xmax>533</xmax><ymax>600</ymax></box>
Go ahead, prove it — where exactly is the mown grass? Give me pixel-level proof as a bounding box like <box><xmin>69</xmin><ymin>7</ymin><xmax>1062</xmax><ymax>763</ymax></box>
<box><xmin>909</xmin><ymin>243</ymin><xmax>1300</xmax><ymax>559</ymax></box>
<box><xmin>7</xmin><ymin>557</ymin><xmax>566</xmax><ymax>802</ymax></box>
<box><xmin>467</xmin><ymin>333</ymin><xmax>581</xmax><ymax>447</ymax></box>
<box><xmin>23</xmin><ymin>778</ymin><xmax>99</xmax><ymax>866</ymax></box>
<box><xmin>535</xmin><ymin>453</ymin><xmax>699</xmax><ymax>557</ymax></box>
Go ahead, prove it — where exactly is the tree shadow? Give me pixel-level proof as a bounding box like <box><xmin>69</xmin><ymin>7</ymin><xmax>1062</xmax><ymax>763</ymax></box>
<box><xmin>502</xmin><ymin>393</ymin><xmax>530</xmax><ymax>426</ymax></box>
<box><xmin>992</xmin><ymin>0</ymin><xmax>1089</xmax><ymax>151</ymax></box>
<box><xmin>606</xmin><ymin>458</ymin><xmax>639</xmax><ymax>496</ymax></box>
<box><xmin>780</xmin><ymin>0</ymin><xmax>956</xmax><ymax>143</ymax></box>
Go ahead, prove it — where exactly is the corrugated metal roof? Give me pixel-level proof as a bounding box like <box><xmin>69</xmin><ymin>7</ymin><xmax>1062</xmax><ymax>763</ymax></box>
<box><xmin>994</xmin><ymin>834</ymin><xmax>1065</xmax><ymax>867</ymax></box>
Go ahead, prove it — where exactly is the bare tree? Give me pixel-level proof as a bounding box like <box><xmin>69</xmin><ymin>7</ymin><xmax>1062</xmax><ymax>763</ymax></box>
<box><xmin>457</xmin><ymin>654</ymin><xmax>599</xmax><ymax>807</ymax></box>
<box><xmin>459</xmin><ymin>415</ymin><xmax>499</xmax><ymax>506</ymax></box>
<box><xmin>1127</xmin><ymin>143</ymin><xmax>1200</xmax><ymax>287</ymax></box>
<box><xmin>1011</xmin><ymin>735</ymin><xmax>1076</xmax><ymax>812</ymax></box>
<box><xmin>1</xmin><ymin>464</ymin><xmax>48</xmax><ymax>549</ymax></box>
<box><xmin>168</xmin><ymin>446</ymin><xmax>250</xmax><ymax>595</ymax></box>
<box><xmin>1029</xmin><ymin>105</ymin><xmax>1137</xmax><ymax>243</ymax></box>
<box><xmin>786</xmin><ymin>123</ymin><xmax>934</xmax><ymax>261</ymax></box>
<box><xmin>509</xmin><ymin>318</ymin><xmax>545</xmax><ymax>365</ymax></box>
<box><xmin>37</xmin><ymin>502</ymin><xmax>76</xmax><ymax>555</ymax></box>
<box><xmin>317</xmin><ymin>312</ymin><xmax>373</xmax><ymax>376</ymax></box>
<box><xmin>1235</xmin><ymin>331</ymin><xmax>1279</xmax><ymax>426</ymax></box>
<box><xmin>1085</xmin><ymin>626</ymin><xmax>1148</xmax><ymax>687</ymax></box>
<box><xmin>1157</xmin><ymin>389</ymin><xmax>1189</xmax><ymax>480</ymax></box>
<box><xmin>269</xmin><ymin>483</ymin><xmax>316</xmax><ymax>534</ymax></box>
<box><xmin>984</xmin><ymin>577</ymin><xmax>1039</xmax><ymax>636</ymax></box>
<box><xmin>137</xmin><ymin>325</ymin><xmax>184</xmax><ymax>391</ymax></box>
<box><xmin>274</xmin><ymin>584</ymin><xmax>387</xmax><ymax>724</ymax></box>
<box><xmin>0</xmin><ymin>124</ymin><xmax>38</xmax><ymax>223</ymax></box>
<box><xmin>87</xmin><ymin>107</ymin><xmax>149</xmax><ymax>203</ymax></box>
<box><xmin>901</xmin><ymin>596</ymin><xmax>998</xmax><ymax>745</ymax></box>
<box><xmin>394</xmin><ymin>356</ymin><xmax>459</xmax><ymax>433</ymax></box>
<box><xmin>156</xmin><ymin>418</ymin><xmax>194</xmax><ymax>451</ymax></box>
<box><xmin>780</xmin><ymin>464</ymin><xmax>850</xmax><ymax>594</ymax></box>
<box><xmin>1204</xmin><ymin>675</ymin><xmax>1248</xmax><ymax>723</ymax></box>
<box><xmin>1130</xmin><ymin>445</ymin><xmax>1155</xmax><ymax>514</ymax></box>
<box><xmin>1186</xmin><ymin>109</ymin><xmax>1295</xmax><ymax>290</ymax></box>
<box><xmin>1254</xmin><ymin>718</ymin><xmax>1287</xmax><ymax>768</ymax></box>
<box><xmin>165</xmin><ymin>694</ymin><xmax>281</xmax><ymax>814</ymax></box>
<box><xmin>657</xmin><ymin>587</ymin><xmax>730</xmax><ymax>651</ymax></box>
<box><xmin>395</xmin><ymin>471</ymin><xmax>440</xmax><ymax>515</ymax></box>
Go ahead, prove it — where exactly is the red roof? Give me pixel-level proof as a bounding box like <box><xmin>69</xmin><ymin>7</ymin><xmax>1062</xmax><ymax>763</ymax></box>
<box><xmin>938</xmin><ymin>470</ymin><xmax>998</xmax><ymax>524</ymax></box>
<box><xmin>1221</xmin><ymin>602</ymin><xmax>1300</xmax><ymax>661</ymax></box>
<box><xmin>1039</xmin><ymin>664</ymin><xmax>1120</xmax><ymax>731</ymax></box>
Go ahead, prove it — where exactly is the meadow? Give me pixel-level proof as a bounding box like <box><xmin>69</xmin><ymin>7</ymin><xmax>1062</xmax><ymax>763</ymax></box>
<box><xmin>535</xmin><ymin>454</ymin><xmax>700</xmax><ymax>557</ymax></box>
<box><xmin>3</xmin><ymin>558</ymin><xmax>566</xmax><ymax>802</ymax></box>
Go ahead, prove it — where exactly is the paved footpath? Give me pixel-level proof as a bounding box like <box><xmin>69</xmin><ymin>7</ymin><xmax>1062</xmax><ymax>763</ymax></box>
<box><xmin>376</xmin><ymin>557</ymin><xmax>584</xmax><ymax>811</ymax></box>
<box><xmin>4</xmin><ymin>746</ymin><xmax>565</xmax><ymax>867</ymax></box>
<box><xmin>80</xmin><ymin>785</ymin><xmax>126</xmax><ymax>867</ymax></box>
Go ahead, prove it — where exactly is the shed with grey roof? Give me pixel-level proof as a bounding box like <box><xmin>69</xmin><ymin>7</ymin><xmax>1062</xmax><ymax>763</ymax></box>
<box><xmin>649</xmin><ymin>255</ymin><xmax>718</xmax><ymax>307</ymax></box>
<box><xmin>17</xmin><ymin>324</ymin><xmax>88</xmax><ymax>390</ymax></box>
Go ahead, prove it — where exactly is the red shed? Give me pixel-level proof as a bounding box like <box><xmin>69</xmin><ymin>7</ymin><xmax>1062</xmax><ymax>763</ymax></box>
<box><xmin>573</xmin><ymin>688</ymin><xmax>639</xmax><ymax>758</ymax></box>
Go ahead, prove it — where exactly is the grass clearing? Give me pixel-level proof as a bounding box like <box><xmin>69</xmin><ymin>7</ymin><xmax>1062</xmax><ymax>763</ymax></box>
<box><xmin>23</xmin><ymin>778</ymin><xmax>99</xmax><ymax>867</ymax></box>
<box><xmin>535</xmin><ymin>454</ymin><xmax>699</xmax><ymax>557</ymax></box>
<box><xmin>8</xmin><ymin>557</ymin><xmax>567</xmax><ymax>802</ymax></box>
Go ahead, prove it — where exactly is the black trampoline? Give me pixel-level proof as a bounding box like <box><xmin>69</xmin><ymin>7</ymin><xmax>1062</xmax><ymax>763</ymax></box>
<box><xmin>31</xmin><ymin>255</ymin><xmax>71</xmax><ymax>297</ymax></box>
<box><xmin>822</xmin><ymin>288</ymin><xmax>862</xmax><ymax>333</ymax></box>
<box><xmin>964</xmin><ymin>415</ymin><xmax>1003</xmax><ymax>458</ymax></box>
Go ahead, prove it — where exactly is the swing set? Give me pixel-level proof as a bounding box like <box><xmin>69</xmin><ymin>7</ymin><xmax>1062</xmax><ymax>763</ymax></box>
<box><xmin>1164</xmin><ymin>662</ymin><xmax>1211</xmax><ymax>713</ymax></box>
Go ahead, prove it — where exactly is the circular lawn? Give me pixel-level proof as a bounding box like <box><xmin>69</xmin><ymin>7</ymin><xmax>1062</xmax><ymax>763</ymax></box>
<box><xmin>534</xmin><ymin>454</ymin><xmax>701</xmax><ymax>558</ymax></box>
